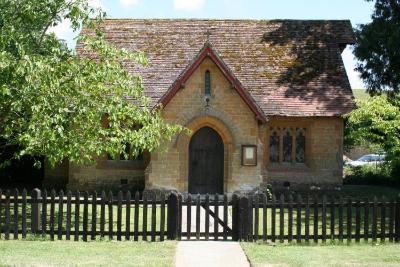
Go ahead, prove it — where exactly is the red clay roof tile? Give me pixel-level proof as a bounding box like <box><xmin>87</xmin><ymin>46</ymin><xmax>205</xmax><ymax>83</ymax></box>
<box><xmin>77</xmin><ymin>19</ymin><xmax>356</xmax><ymax>117</ymax></box>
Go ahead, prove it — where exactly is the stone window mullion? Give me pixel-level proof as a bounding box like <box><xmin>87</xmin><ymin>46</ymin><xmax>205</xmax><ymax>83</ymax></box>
<box><xmin>295</xmin><ymin>128</ymin><xmax>306</xmax><ymax>163</ymax></box>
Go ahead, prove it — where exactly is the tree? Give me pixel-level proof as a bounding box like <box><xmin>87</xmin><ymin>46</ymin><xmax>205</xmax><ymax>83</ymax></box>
<box><xmin>346</xmin><ymin>96</ymin><xmax>400</xmax><ymax>156</ymax></box>
<box><xmin>0</xmin><ymin>0</ymin><xmax>183</xmax><ymax>168</ymax></box>
<box><xmin>345</xmin><ymin>96</ymin><xmax>400</xmax><ymax>176</ymax></box>
<box><xmin>347</xmin><ymin>0</ymin><xmax>400</xmax><ymax>178</ymax></box>
<box><xmin>353</xmin><ymin>0</ymin><xmax>400</xmax><ymax>96</ymax></box>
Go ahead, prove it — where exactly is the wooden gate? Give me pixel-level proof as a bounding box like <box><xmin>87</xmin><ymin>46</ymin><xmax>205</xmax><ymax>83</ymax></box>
<box><xmin>168</xmin><ymin>193</ymin><xmax>235</xmax><ymax>240</ymax></box>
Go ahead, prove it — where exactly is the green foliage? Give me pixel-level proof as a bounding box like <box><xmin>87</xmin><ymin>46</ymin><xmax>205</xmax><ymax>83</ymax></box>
<box><xmin>0</xmin><ymin>0</ymin><xmax>184</xmax><ymax>167</ymax></box>
<box><xmin>345</xmin><ymin>96</ymin><xmax>400</xmax><ymax>178</ymax></box>
<box><xmin>344</xmin><ymin>164</ymin><xmax>399</xmax><ymax>187</ymax></box>
<box><xmin>350</xmin><ymin>1</ymin><xmax>400</xmax><ymax>180</ymax></box>
<box><xmin>354</xmin><ymin>0</ymin><xmax>400</xmax><ymax>95</ymax></box>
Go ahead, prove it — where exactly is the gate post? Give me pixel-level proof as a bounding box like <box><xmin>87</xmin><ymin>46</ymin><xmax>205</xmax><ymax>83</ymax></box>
<box><xmin>239</xmin><ymin>195</ymin><xmax>250</xmax><ymax>241</ymax></box>
<box><xmin>31</xmin><ymin>188</ymin><xmax>41</xmax><ymax>234</ymax></box>
<box><xmin>232</xmin><ymin>194</ymin><xmax>239</xmax><ymax>241</ymax></box>
<box><xmin>167</xmin><ymin>192</ymin><xmax>179</xmax><ymax>240</ymax></box>
<box><xmin>232</xmin><ymin>194</ymin><xmax>252</xmax><ymax>241</ymax></box>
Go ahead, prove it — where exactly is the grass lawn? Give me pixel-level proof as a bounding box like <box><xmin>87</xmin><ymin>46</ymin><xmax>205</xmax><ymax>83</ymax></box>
<box><xmin>0</xmin><ymin>240</ymin><xmax>176</xmax><ymax>267</ymax></box>
<box><xmin>1</xmin><ymin>203</ymin><xmax>166</xmax><ymax>240</ymax></box>
<box><xmin>352</xmin><ymin>88</ymin><xmax>370</xmax><ymax>100</ymax></box>
<box><xmin>251</xmin><ymin>206</ymin><xmax>390</xmax><ymax>237</ymax></box>
<box><xmin>249</xmin><ymin>185</ymin><xmax>400</xmax><ymax>237</ymax></box>
<box><xmin>242</xmin><ymin>242</ymin><xmax>400</xmax><ymax>267</ymax></box>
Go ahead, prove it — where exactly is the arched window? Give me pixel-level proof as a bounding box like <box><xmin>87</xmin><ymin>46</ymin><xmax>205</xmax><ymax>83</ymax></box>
<box><xmin>205</xmin><ymin>70</ymin><xmax>211</xmax><ymax>95</ymax></box>
<box><xmin>282</xmin><ymin>128</ymin><xmax>292</xmax><ymax>163</ymax></box>
<box><xmin>295</xmin><ymin>128</ymin><xmax>306</xmax><ymax>163</ymax></box>
<box><xmin>269</xmin><ymin>128</ymin><xmax>280</xmax><ymax>163</ymax></box>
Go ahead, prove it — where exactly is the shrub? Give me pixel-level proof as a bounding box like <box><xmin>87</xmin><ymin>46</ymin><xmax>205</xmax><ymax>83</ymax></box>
<box><xmin>344</xmin><ymin>163</ymin><xmax>399</xmax><ymax>187</ymax></box>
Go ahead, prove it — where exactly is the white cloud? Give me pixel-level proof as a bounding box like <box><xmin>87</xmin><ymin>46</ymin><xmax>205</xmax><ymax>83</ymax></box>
<box><xmin>120</xmin><ymin>0</ymin><xmax>139</xmax><ymax>7</ymax></box>
<box><xmin>48</xmin><ymin>0</ymin><xmax>103</xmax><ymax>39</ymax></box>
<box><xmin>46</xmin><ymin>0</ymin><xmax>105</xmax><ymax>50</ymax></box>
<box><xmin>48</xmin><ymin>19</ymin><xmax>76</xmax><ymax>49</ymax></box>
<box><xmin>48</xmin><ymin>19</ymin><xmax>72</xmax><ymax>38</ymax></box>
<box><xmin>342</xmin><ymin>46</ymin><xmax>365</xmax><ymax>89</ymax></box>
<box><xmin>173</xmin><ymin>0</ymin><xmax>205</xmax><ymax>11</ymax></box>
<box><xmin>88</xmin><ymin>0</ymin><xmax>105</xmax><ymax>10</ymax></box>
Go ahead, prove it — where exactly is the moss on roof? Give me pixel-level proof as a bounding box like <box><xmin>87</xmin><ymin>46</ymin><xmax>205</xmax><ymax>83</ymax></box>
<box><xmin>78</xmin><ymin>19</ymin><xmax>355</xmax><ymax>116</ymax></box>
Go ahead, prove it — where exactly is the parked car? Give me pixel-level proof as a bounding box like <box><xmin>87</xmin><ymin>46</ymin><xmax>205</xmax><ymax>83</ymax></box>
<box><xmin>346</xmin><ymin>154</ymin><xmax>386</xmax><ymax>167</ymax></box>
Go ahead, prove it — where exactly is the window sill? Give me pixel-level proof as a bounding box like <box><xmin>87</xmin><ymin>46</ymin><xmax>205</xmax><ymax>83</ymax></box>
<box><xmin>267</xmin><ymin>163</ymin><xmax>309</xmax><ymax>172</ymax></box>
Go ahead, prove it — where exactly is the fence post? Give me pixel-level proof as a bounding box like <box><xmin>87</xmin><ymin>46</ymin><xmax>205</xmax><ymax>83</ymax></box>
<box><xmin>238</xmin><ymin>195</ymin><xmax>250</xmax><ymax>241</ymax></box>
<box><xmin>231</xmin><ymin>194</ymin><xmax>239</xmax><ymax>241</ymax></box>
<box><xmin>31</xmin><ymin>188</ymin><xmax>41</xmax><ymax>234</ymax></box>
<box><xmin>395</xmin><ymin>196</ymin><xmax>400</xmax><ymax>243</ymax></box>
<box><xmin>167</xmin><ymin>193</ymin><xmax>179</xmax><ymax>240</ymax></box>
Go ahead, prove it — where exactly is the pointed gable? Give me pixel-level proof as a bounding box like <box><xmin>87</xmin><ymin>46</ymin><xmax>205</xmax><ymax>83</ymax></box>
<box><xmin>159</xmin><ymin>43</ymin><xmax>266</xmax><ymax>123</ymax></box>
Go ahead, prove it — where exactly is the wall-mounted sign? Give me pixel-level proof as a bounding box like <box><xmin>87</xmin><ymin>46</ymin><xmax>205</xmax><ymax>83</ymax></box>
<box><xmin>242</xmin><ymin>145</ymin><xmax>257</xmax><ymax>166</ymax></box>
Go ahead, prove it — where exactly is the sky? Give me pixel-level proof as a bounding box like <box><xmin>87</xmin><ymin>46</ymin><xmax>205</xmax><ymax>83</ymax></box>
<box><xmin>51</xmin><ymin>0</ymin><xmax>375</xmax><ymax>89</ymax></box>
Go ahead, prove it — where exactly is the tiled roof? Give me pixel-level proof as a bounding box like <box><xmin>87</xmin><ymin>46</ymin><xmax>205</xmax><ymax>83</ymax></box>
<box><xmin>77</xmin><ymin>19</ymin><xmax>356</xmax><ymax>117</ymax></box>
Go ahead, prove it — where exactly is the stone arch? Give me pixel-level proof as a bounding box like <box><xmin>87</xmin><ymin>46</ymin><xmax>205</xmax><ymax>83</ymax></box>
<box><xmin>175</xmin><ymin>115</ymin><xmax>235</xmax><ymax>192</ymax></box>
<box><xmin>172</xmin><ymin>107</ymin><xmax>238</xmax><ymax>147</ymax></box>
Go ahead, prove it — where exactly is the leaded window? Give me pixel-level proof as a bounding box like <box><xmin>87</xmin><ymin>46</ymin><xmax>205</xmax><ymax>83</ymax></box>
<box><xmin>268</xmin><ymin>127</ymin><xmax>306</xmax><ymax>165</ymax></box>
<box><xmin>283</xmin><ymin>129</ymin><xmax>292</xmax><ymax>162</ymax></box>
<box><xmin>205</xmin><ymin>70</ymin><xmax>211</xmax><ymax>95</ymax></box>
<box><xmin>269</xmin><ymin>130</ymin><xmax>279</xmax><ymax>163</ymax></box>
<box><xmin>296</xmin><ymin>129</ymin><xmax>305</xmax><ymax>163</ymax></box>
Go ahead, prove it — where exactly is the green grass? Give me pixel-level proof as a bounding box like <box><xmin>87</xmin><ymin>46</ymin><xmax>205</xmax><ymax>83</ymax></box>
<box><xmin>0</xmin><ymin>240</ymin><xmax>176</xmax><ymax>267</ymax></box>
<box><xmin>241</xmin><ymin>242</ymin><xmax>400</xmax><ymax>267</ymax></box>
<box><xmin>251</xmin><ymin>205</ymin><xmax>391</xmax><ymax>238</ymax></box>
<box><xmin>0</xmin><ymin>203</ymin><xmax>165</xmax><ymax>240</ymax></box>
<box><xmin>251</xmin><ymin>185</ymin><xmax>400</xmax><ymax>238</ymax></box>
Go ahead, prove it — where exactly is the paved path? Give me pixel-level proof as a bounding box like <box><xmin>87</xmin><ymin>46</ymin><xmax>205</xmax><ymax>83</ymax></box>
<box><xmin>180</xmin><ymin>205</ymin><xmax>231</xmax><ymax>238</ymax></box>
<box><xmin>174</xmin><ymin>241</ymin><xmax>250</xmax><ymax>267</ymax></box>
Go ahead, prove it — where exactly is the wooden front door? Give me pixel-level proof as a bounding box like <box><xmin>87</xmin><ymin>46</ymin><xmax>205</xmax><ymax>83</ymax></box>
<box><xmin>189</xmin><ymin>127</ymin><xmax>224</xmax><ymax>194</ymax></box>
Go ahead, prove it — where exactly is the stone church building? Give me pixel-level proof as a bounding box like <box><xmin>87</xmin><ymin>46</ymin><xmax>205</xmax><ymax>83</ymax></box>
<box><xmin>44</xmin><ymin>19</ymin><xmax>355</xmax><ymax>194</ymax></box>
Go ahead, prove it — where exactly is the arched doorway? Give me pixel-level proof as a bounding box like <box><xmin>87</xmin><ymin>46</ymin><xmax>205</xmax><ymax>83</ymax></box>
<box><xmin>188</xmin><ymin>127</ymin><xmax>224</xmax><ymax>194</ymax></box>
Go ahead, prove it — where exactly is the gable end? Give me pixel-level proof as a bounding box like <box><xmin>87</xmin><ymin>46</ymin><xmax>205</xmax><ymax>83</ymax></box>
<box><xmin>158</xmin><ymin>43</ymin><xmax>267</xmax><ymax>123</ymax></box>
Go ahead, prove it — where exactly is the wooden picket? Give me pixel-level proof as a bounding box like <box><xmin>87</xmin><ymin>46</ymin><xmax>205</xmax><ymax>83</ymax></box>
<box><xmin>296</xmin><ymin>195</ymin><xmax>302</xmax><ymax>243</ymax></box>
<box><xmin>160</xmin><ymin>192</ymin><xmax>166</xmax><ymax>241</ymax></box>
<box><xmin>262</xmin><ymin>193</ymin><xmax>267</xmax><ymax>241</ymax></box>
<box><xmin>0</xmin><ymin>189</ymin><xmax>398</xmax><ymax>243</ymax></box>
<box><xmin>125</xmin><ymin>191</ymin><xmax>130</xmax><ymax>241</ymax></box>
<box><xmin>205</xmin><ymin>194</ymin><xmax>209</xmax><ymax>240</ymax></box>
